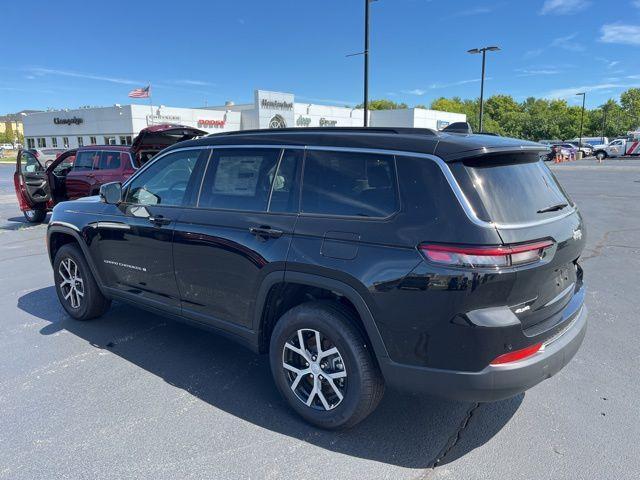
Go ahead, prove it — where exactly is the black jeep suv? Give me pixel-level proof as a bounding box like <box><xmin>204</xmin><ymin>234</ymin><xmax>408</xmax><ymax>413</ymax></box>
<box><xmin>47</xmin><ymin>127</ymin><xmax>587</xmax><ymax>429</ymax></box>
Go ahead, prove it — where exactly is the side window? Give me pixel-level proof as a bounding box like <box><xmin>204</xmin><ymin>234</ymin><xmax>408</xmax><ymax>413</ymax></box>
<box><xmin>125</xmin><ymin>149</ymin><xmax>202</xmax><ymax>207</ymax></box>
<box><xmin>73</xmin><ymin>151</ymin><xmax>96</xmax><ymax>171</ymax></box>
<box><xmin>198</xmin><ymin>148</ymin><xmax>281</xmax><ymax>211</ymax></box>
<box><xmin>97</xmin><ymin>151</ymin><xmax>122</xmax><ymax>170</ymax></box>
<box><xmin>268</xmin><ymin>149</ymin><xmax>302</xmax><ymax>213</ymax></box>
<box><xmin>301</xmin><ymin>150</ymin><xmax>398</xmax><ymax>218</ymax></box>
<box><xmin>21</xmin><ymin>151</ymin><xmax>42</xmax><ymax>173</ymax></box>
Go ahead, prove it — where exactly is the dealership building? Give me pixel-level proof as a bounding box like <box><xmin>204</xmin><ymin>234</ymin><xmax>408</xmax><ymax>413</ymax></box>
<box><xmin>22</xmin><ymin>89</ymin><xmax>465</xmax><ymax>150</ymax></box>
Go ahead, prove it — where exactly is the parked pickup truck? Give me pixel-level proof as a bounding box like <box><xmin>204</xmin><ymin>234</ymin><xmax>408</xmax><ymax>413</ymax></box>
<box><xmin>14</xmin><ymin>124</ymin><xmax>206</xmax><ymax>222</ymax></box>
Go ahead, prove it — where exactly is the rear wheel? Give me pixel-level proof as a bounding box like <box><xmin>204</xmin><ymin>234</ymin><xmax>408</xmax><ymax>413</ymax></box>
<box><xmin>23</xmin><ymin>208</ymin><xmax>46</xmax><ymax>223</ymax></box>
<box><xmin>269</xmin><ymin>301</ymin><xmax>384</xmax><ymax>429</ymax></box>
<box><xmin>53</xmin><ymin>244</ymin><xmax>111</xmax><ymax>320</ymax></box>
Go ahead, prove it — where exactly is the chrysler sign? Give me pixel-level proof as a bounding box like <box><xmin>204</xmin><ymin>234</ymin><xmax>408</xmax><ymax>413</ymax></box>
<box><xmin>198</xmin><ymin>118</ymin><xmax>226</xmax><ymax>128</ymax></box>
<box><xmin>54</xmin><ymin>117</ymin><xmax>83</xmax><ymax>125</ymax></box>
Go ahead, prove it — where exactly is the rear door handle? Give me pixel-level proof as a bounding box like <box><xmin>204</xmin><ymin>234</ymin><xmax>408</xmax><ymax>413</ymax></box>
<box><xmin>249</xmin><ymin>226</ymin><xmax>283</xmax><ymax>239</ymax></box>
<box><xmin>149</xmin><ymin>215</ymin><xmax>172</xmax><ymax>226</ymax></box>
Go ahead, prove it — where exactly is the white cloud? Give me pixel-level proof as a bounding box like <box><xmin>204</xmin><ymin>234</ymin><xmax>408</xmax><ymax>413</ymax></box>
<box><xmin>544</xmin><ymin>81</ymin><xmax>640</xmax><ymax>99</ymax></box>
<box><xmin>402</xmin><ymin>88</ymin><xmax>427</xmax><ymax>96</ymax></box>
<box><xmin>600</xmin><ymin>24</ymin><xmax>640</xmax><ymax>45</ymax></box>
<box><xmin>524</xmin><ymin>48</ymin><xmax>544</xmax><ymax>58</ymax></box>
<box><xmin>516</xmin><ymin>68</ymin><xmax>560</xmax><ymax>77</ymax></box>
<box><xmin>540</xmin><ymin>0</ymin><xmax>591</xmax><ymax>15</ymax></box>
<box><xmin>171</xmin><ymin>79</ymin><xmax>215</xmax><ymax>87</ymax></box>
<box><xmin>551</xmin><ymin>33</ymin><xmax>585</xmax><ymax>51</ymax></box>
<box><xmin>29</xmin><ymin>67</ymin><xmax>141</xmax><ymax>85</ymax></box>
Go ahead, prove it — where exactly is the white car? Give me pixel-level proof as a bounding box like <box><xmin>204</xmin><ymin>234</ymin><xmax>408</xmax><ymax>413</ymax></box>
<box><xmin>0</xmin><ymin>143</ymin><xmax>15</xmax><ymax>150</ymax></box>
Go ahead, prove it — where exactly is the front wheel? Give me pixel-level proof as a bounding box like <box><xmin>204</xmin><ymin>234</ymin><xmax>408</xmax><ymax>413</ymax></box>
<box><xmin>53</xmin><ymin>244</ymin><xmax>111</xmax><ymax>320</ymax></box>
<box><xmin>595</xmin><ymin>151</ymin><xmax>607</xmax><ymax>161</ymax></box>
<box><xmin>23</xmin><ymin>208</ymin><xmax>46</xmax><ymax>223</ymax></box>
<box><xmin>269</xmin><ymin>301</ymin><xmax>384</xmax><ymax>429</ymax></box>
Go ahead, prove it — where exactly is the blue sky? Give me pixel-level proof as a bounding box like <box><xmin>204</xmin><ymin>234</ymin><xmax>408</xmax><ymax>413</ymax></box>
<box><xmin>1</xmin><ymin>0</ymin><xmax>639</xmax><ymax>113</ymax></box>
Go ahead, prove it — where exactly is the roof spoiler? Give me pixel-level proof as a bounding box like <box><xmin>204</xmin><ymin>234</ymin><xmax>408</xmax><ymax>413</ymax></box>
<box><xmin>442</xmin><ymin>122</ymin><xmax>473</xmax><ymax>134</ymax></box>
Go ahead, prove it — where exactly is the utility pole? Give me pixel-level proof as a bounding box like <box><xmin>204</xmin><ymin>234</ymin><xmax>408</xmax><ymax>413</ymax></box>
<box><xmin>363</xmin><ymin>0</ymin><xmax>370</xmax><ymax>127</ymax></box>
<box><xmin>577</xmin><ymin>92</ymin><xmax>586</xmax><ymax>151</ymax></box>
<box><xmin>601</xmin><ymin>105</ymin><xmax>607</xmax><ymax>143</ymax></box>
<box><xmin>467</xmin><ymin>46</ymin><xmax>500</xmax><ymax>133</ymax></box>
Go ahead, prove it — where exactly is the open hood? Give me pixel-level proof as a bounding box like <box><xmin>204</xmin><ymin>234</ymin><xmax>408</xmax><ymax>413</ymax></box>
<box><xmin>130</xmin><ymin>124</ymin><xmax>207</xmax><ymax>155</ymax></box>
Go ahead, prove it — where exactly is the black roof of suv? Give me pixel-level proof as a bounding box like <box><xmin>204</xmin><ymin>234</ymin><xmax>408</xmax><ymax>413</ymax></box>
<box><xmin>168</xmin><ymin>127</ymin><xmax>547</xmax><ymax>162</ymax></box>
<box><xmin>46</xmin><ymin>126</ymin><xmax>587</xmax><ymax>429</ymax></box>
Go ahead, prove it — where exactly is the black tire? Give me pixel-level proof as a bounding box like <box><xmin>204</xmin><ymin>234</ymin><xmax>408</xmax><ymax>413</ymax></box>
<box><xmin>595</xmin><ymin>151</ymin><xmax>607</xmax><ymax>161</ymax></box>
<box><xmin>269</xmin><ymin>301</ymin><xmax>385</xmax><ymax>429</ymax></box>
<box><xmin>23</xmin><ymin>208</ymin><xmax>46</xmax><ymax>223</ymax></box>
<box><xmin>53</xmin><ymin>243</ymin><xmax>111</xmax><ymax>320</ymax></box>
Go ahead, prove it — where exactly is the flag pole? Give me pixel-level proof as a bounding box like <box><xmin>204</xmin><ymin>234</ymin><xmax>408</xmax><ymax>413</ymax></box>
<box><xmin>148</xmin><ymin>83</ymin><xmax>153</xmax><ymax>123</ymax></box>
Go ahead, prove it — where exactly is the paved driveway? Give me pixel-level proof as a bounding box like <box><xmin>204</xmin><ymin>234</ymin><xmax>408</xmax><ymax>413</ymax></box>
<box><xmin>1</xmin><ymin>161</ymin><xmax>638</xmax><ymax>479</ymax></box>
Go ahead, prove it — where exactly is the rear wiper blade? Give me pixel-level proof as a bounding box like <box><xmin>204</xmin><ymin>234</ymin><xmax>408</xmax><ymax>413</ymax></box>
<box><xmin>537</xmin><ymin>203</ymin><xmax>568</xmax><ymax>214</ymax></box>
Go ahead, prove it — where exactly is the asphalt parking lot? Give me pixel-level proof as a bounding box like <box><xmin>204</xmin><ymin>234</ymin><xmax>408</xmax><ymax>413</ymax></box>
<box><xmin>1</xmin><ymin>159</ymin><xmax>639</xmax><ymax>480</ymax></box>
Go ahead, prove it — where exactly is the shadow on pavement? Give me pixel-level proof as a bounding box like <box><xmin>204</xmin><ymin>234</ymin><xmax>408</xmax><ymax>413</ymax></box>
<box><xmin>19</xmin><ymin>286</ymin><xmax>522</xmax><ymax>469</ymax></box>
<box><xmin>0</xmin><ymin>215</ymin><xmax>49</xmax><ymax>231</ymax></box>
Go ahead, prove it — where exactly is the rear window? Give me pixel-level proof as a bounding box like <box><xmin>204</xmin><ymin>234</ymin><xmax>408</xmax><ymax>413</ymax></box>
<box><xmin>450</xmin><ymin>156</ymin><xmax>572</xmax><ymax>224</ymax></box>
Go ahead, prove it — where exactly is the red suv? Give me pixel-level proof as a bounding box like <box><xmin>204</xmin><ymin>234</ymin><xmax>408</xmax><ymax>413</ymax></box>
<box><xmin>14</xmin><ymin>124</ymin><xmax>205</xmax><ymax>222</ymax></box>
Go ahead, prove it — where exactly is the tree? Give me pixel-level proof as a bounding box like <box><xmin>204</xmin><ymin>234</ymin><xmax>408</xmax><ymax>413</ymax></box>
<box><xmin>355</xmin><ymin>99</ymin><xmax>408</xmax><ymax>110</ymax></box>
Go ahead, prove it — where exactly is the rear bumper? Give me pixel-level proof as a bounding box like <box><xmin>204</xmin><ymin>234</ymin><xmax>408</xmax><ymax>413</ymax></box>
<box><xmin>380</xmin><ymin>303</ymin><xmax>587</xmax><ymax>402</ymax></box>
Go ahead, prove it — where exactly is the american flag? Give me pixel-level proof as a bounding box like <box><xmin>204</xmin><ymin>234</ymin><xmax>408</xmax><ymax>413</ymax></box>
<box><xmin>128</xmin><ymin>85</ymin><xmax>151</xmax><ymax>98</ymax></box>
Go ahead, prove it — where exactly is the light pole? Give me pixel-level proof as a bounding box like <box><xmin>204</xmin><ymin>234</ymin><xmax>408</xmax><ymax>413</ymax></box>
<box><xmin>348</xmin><ymin>1</ymin><xmax>377</xmax><ymax>126</ymax></box>
<box><xmin>576</xmin><ymin>92</ymin><xmax>586</xmax><ymax>153</ymax></box>
<box><xmin>601</xmin><ymin>104</ymin><xmax>607</xmax><ymax>144</ymax></box>
<box><xmin>467</xmin><ymin>46</ymin><xmax>500</xmax><ymax>132</ymax></box>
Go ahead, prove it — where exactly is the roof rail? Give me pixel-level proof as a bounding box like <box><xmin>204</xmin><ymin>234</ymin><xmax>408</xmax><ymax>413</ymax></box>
<box><xmin>208</xmin><ymin>126</ymin><xmax>438</xmax><ymax>137</ymax></box>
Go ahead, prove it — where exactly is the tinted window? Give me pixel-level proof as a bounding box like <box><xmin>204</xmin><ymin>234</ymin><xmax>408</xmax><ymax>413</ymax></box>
<box><xmin>269</xmin><ymin>149</ymin><xmax>302</xmax><ymax>213</ymax></box>
<box><xmin>198</xmin><ymin>148</ymin><xmax>281</xmax><ymax>211</ymax></box>
<box><xmin>301</xmin><ymin>150</ymin><xmax>398</xmax><ymax>218</ymax></box>
<box><xmin>73</xmin><ymin>151</ymin><xmax>96</xmax><ymax>171</ymax></box>
<box><xmin>97</xmin><ymin>151</ymin><xmax>122</xmax><ymax>170</ymax></box>
<box><xmin>451</xmin><ymin>156</ymin><xmax>571</xmax><ymax>224</ymax></box>
<box><xmin>125</xmin><ymin>150</ymin><xmax>201</xmax><ymax>206</ymax></box>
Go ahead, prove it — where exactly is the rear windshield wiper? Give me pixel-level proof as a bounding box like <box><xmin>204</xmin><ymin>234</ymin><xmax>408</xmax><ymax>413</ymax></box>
<box><xmin>537</xmin><ymin>202</ymin><xmax>568</xmax><ymax>214</ymax></box>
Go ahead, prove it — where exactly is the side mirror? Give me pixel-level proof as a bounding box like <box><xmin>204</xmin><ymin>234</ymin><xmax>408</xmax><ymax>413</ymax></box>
<box><xmin>100</xmin><ymin>182</ymin><xmax>122</xmax><ymax>204</ymax></box>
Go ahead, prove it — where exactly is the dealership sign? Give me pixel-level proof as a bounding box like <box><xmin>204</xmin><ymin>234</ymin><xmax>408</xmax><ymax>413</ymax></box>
<box><xmin>296</xmin><ymin>116</ymin><xmax>311</xmax><ymax>127</ymax></box>
<box><xmin>319</xmin><ymin>117</ymin><xmax>338</xmax><ymax>127</ymax></box>
<box><xmin>198</xmin><ymin>118</ymin><xmax>226</xmax><ymax>128</ymax></box>
<box><xmin>147</xmin><ymin>114</ymin><xmax>181</xmax><ymax>125</ymax></box>
<box><xmin>54</xmin><ymin>117</ymin><xmax>83</xmax><ymax>125</ymax></box>
<box><xmin>261</xmin><ymin>99</ymin><xmax>293</xmax><ymax>111</ymax></box>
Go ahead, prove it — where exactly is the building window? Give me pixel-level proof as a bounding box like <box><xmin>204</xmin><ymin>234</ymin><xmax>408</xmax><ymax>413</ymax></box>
<box><xmin>77</xmin><ymin>137</ymin><xmax>84</xmax><ymax>147</ymax></box>
<box><xmin>89</xmin><ymin>136</ymin><xmax>97</xmax><ymax>145</ymax></box>
<box><xmin>104</xmin><ymin>136</ymin><xmax>116</xmax><ymax>145</ymax></box>
<box><xmin>126</xmin><ymin>136</ymin><xmax>132</xmax><ymax>145</ymax></box>
<box><xmin>119</xmin><ymin>136</ymin><xmax>126</xmax><ymax>145</ymax></box>
<box><xmin>63</xmin><ymin>137</ymin><xmax>69</xmax><ymax>148</ymax></box>
<box><xmin>51</xmin><ymin>137</ymin><xmax>58</xmax><ymax>148</ymax></box>
<box><xmin>37</xmin><ymin>138</ymin><xmax>46</xmax><ymax>148</ymax></box>
<box><xmin>27</xmin><ymin>138</ymin><xmax>35</xmax><ymax>149</ymax></box>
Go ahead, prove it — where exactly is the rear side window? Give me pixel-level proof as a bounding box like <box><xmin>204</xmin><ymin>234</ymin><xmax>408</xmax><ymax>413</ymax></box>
<box><xmin>450</xmin><ymin>155</ymin><xmax>572</xmax><ymax>224</ymax></box>
<box><xmin>301</xmin><ymin>150</ymin><xmax>398</xmax><ymax>218</ymax></box>
<box><xmin>198</xmin><ymin>148</ymin><xmax>281</xmax><ymax>211</ymax></box>
<box><xmin>97</xmin><ymin>151</ymin><xmax>122</xmax><ymax>170</ymax></box>
<box><xmin>73</xmin><ymin>151</ymin><xmax>96</xmax><ymax>171</ymax></box>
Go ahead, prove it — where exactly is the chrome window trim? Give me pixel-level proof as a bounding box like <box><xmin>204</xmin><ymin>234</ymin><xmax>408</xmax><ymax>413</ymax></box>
<box><xmin>127</xmin><ymin>143</ymin><xmax>576</xmax><ymax>229</ymax></box>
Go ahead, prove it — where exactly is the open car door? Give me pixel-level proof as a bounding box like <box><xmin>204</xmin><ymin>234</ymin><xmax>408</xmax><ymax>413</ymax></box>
<box><xmin>45</xmin><ymin>149</ymin><xmax>78</xmax><ymax>204</ymax></box>
<box><xmin>14</xmin><ymin>149</ymin><xmax>51</xmax><ymax>219</ymax></box>
<box><xmin>130</xmin><ymin>124</ymin><xmax>207</xmax><ymax>165</ymax></box>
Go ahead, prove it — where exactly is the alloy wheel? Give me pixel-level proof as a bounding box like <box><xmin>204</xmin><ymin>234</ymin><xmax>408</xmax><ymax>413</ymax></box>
<box><xmin>282</xmin><ymin>328</ymin><xmax>347</xmax><ymax>411</ymax></box>
<box><xmin>58</xmin><ymin>258</ymin><xmax>84</xmax><ymax>309</ymax></box>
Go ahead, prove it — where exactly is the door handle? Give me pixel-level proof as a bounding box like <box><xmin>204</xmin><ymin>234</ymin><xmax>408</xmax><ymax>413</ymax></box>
<box><xmin>148</xmin><ymin>215</ymin><xmax>171</xmax><ymax>226</ymax></box>
<box><xmin>249</xmin><ymin>226</ymin><xmax>283</xmax><ymax>239</ymax></box>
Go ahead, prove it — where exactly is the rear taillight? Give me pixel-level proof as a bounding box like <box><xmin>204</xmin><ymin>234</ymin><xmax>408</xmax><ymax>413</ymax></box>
<box><xmin>490</xmin><ymin>342</ymin><xmax>543</xmax><ymax>365</ymax></box>
<box><xmin>419</xmin><ymin>240</ymin><xmax>553</xmax><ymax>269</ymax></box>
